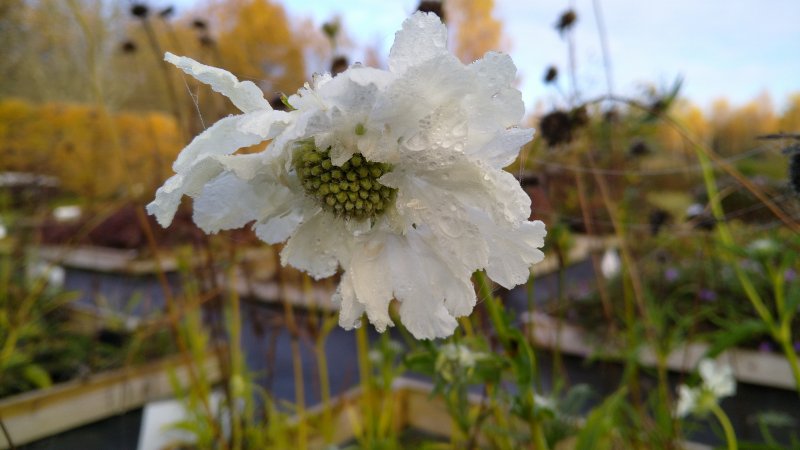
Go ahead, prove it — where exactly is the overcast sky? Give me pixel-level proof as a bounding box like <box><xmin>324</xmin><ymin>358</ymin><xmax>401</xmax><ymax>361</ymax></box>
<box><xmin>172</xmin><ymin>0</ymin><xmax>800</xmax><ymax>112</ymax></box>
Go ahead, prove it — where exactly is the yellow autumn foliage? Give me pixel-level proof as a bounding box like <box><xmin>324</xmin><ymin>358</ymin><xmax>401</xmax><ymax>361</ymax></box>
<box><xmin>0</xmin><ymin>99</ymin><xmax>181</xmax><ymax>201</ymax></box>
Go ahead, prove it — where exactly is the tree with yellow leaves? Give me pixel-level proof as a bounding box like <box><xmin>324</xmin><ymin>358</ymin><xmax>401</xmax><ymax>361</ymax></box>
<box><xmin>446</xmin><ymin>0</ymin><xmax>507</xmax><ymax>63</ymax></box>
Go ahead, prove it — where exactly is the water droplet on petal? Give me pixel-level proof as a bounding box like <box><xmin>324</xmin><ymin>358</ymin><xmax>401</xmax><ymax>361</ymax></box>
<box><xmin>405</xmin><ymin>133</ymin><xmax>427</xmax><ymax>152</ymax></box>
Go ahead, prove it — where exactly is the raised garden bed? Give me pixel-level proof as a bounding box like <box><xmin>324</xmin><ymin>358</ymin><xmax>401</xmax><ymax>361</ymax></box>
<box><xmin>525</xmin><ymin>312</ymin><xmax>798</xmax><ymax>390</ymax></box>
<box><xmin>0</xmin><ymin>351</ymin><xmax>221</xmax><ymax>448</ymax></box>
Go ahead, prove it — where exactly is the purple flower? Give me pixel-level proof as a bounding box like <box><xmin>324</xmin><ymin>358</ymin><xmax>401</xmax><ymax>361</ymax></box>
<box><xmin>794</xmin><ymin>341</ymin><xmax>800</xmax><ymax>353</ymax></box>
<box><xmin>785</xmin><ymin>268</ymin><xmax>797</xmax><ymax>283</ymax></box>
<box><xmin>699</xmin><ymin>289</ymin><xmax>717</xmax><ymax>302</ymax></box>
<box><xmin>664</xmin><ymin>268</ymin><xmax>679</xmax><ymax>282</ymax></box>
<box><xmin>758</xmin><ymin>341</ymin><xmax>774</xmax><ymax>353</ymax></box>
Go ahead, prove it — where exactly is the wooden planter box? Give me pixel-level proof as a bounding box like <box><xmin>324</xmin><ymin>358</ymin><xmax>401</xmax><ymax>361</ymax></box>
<box><xmin>0</xmin><ymin>352</ymin><xmax>221</xmax><ymax>448</ymax></box>
<box><xmin>298</xmin><ymin>377</ymin><xmax>710</xmax><ymax>450</ymax></box>
<box><xmin>35</xmin><ymin>245</ymin><xmax>276</xmax><ymax>276</ymax></box>
<box><xmin>525</xmin><ymin>312</ymin><xmax>798</xmax><ymax>390</ymax></box>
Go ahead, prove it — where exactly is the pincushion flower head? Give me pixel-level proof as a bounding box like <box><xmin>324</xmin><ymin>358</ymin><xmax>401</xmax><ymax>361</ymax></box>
<box><xmin>147</xmin><ymin>12</ymin><xmax>546</xmax><ymax>339</ymax></box>
<box><xmin>675</xmin><ymin>359</ymin><xmax>736</xmax><ymax>418</ymax></box>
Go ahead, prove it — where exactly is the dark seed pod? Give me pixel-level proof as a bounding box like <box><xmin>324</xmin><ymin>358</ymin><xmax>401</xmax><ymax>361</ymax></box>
<box><xmin>121</xmin><ymin>40</ymin><xmax>137</xmax><ymax>54</ymax></box>
<box><xmin>192</xmin><ymin>19</ymin><xmax>207</xmax><ymax>30</ymax></box>
<box><xmin>540</xmin><ymin>110</ymin><xmax>573</xmax><ymax>147</ymax></box>
<box><xmin>628</xmin><ymin>140</ymin><xmax>650</xmax><ymax>157</ymax></box>
<box><xmin>330</xmin><ymin>56</ymin><xmax>349</xmax><ymax>76</ymax></box>
<box><xmin>543</xmin><ymin>66</ymin><xmax>558</xmax><ymax>84</ymax></box>
<box><xmin>159</xmin><ymin>6</ymin><xmax>174</xmax><ymax>19</ymax></box>
<box><xmin>648</xmin><ymin>209</ymin><xmax>670</xmax><ymax>236</ymax></box>
<box><xmin>322</xmin><ymin>21</ymin><xmax>340</xmax><ymax>41</ymax></box>
<box><xmin>130</xmin><ymin>3</ymin><xmax>149</xmax><ymax>19</ymax></box>
<box><xmin>556</xmin><ymin>9</ymin><xmax>577</xmax><ymax>34</ymax></box>
<box><xmin>198</xmin><ymin>35</ymin><xmax>215</xmax><ymax>47</ymax></box>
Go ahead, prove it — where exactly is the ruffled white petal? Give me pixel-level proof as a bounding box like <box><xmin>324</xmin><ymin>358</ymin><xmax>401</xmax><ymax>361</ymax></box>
<box><xmin>482</xmin><ymin>219</ymin><xmax>546</xmax><ymax>289</ymax></box>
<box><xmin>280</xmin><ymin>211</ymin><xmax>350</xmax><ymax>279</ymax></box>
<box><xmin>468</xmin><ymin>127</ymin><xmax>534</xmax><ymax>169</ymax></box>
<box><xmin>171</xmin><ymin>114</ymin><xmax>264</xmax><ymax>173</ymax></box>
<box><xmin>389</xmin><ymin>232</ymin><xmax>461</xmax><ymax>339</ymax></box>
<box><xmin>165</xmin><ymin>52</ymin><xmax>270</xmax><ymax>113</ymax></box>
<box><xmin>333</xmin><ymin>272</ymin><xmax>365</xmax><ymax>330</ymax></box>
<box><xmin>388</xmin><ymin>12</ymin><xmax>448</xmax><ymax>75</ymax></box>
<box><xmin>193</xmin><ymin>172</ymin><xmax>263</xmax><ymax>233</ymax></box>
<box><xmin>348</xmin><ymin>236</ymin><xmax>395</xmax><ymax>332</ymax></box>
<box><xmin>147</xmin><ymin>156</ymin><xmax>228</xmax><ymax>227</ymax></box>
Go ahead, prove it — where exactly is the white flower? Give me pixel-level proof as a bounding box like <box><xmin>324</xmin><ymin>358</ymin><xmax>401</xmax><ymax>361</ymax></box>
<box><xmin>600</xmin><ymin>248</ymin><xmax>621</xmax><ymax>279</ymax></box>
<box><xmin>53</xmin><ymin>205</ymin><xmax>81</xmax><ymax>222</ymax></box>
<box><xmin>435</xmin><ymin>343</ymin><xmax>486</xmax><ymax>382</ymax></box>
<box><xmin>147</xmin><ymin>12</ymin><xmax>546</xmax><ymax>340</ymax></box>
<box><xmin>27</xmin><ymin>261</ymin><xmax>66</xmax><ymax>288</ymax></box>
<box><xmin>675</xmin><ymin>358</ymin><xmax>736</xmax><ymax>418</ymax></box>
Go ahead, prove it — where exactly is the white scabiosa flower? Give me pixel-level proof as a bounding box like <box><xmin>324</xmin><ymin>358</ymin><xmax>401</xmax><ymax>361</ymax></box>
<box><xmin>147</xmin><ymin>12</ymin><xmax>546</xmax><ymax>339</ymax></box>
<box><xmin>600</xmin><ymin>248</ymin><xmax>621</xmax><ymax>279</ymax></box>
<box><xmin>675</xmin><ymin>359</ymin><xmax>736</xmax><ymax>418</ymax></box>
<box><xmin>435</xmin><ymin>343</ymin><xmax>486</xmax><ymax>382</ymax></box>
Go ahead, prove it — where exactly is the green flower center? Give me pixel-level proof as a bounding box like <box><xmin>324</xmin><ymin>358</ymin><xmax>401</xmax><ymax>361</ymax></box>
<box><xmin>293</xmin><ymin>141</ymin><xmax>396</xmax><ymax>221</ymax></box>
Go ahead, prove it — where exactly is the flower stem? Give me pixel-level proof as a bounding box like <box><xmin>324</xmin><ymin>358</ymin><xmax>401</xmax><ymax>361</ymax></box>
<box><xmin>710</xmin><ymin>403</ymin><xmax>738</xmax><ymax>450</ymax></box>
<box><xmin>474</xmin><ymin>272</ymin><xmax>549</xmax><ymax>450</ymax></box>
<box><xmin>778</xmin><ymin>337</ymin><xmax>800</xmax><ymax>393</ymax></box>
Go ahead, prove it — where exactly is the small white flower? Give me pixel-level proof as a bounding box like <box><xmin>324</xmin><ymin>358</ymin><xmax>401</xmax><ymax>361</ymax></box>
<box><xmin>675</xmin><ymin>359</ymin><xmax>736</xmax><ymax>418</ymax></box>
<box><xmin>600</xmin><ymin>248</ymin><xmax>621</xmax><ymax>279</ymax></box>
<box><xmin>148</xmin><ymin>12</ymin><xmax>546</xmax><ymax>339</ymax></box>
<box><xmin>0</xmin><ymin>220</ymin><xmax>6</xmax><ymax>240</ymax></box>
<box><xmin>28</xmin><ymin>261</ymin><xmax>66</xmax><ymax>288</ymax></box>
<box><xmin>53</xmin><ymin>205</ymin><xmax>81</xmax><ymax>222</ymax></box>
<box><xmin>435</xmin><ymin>343</ymin><xmax>486</xmax><ymax>382</ymax></box>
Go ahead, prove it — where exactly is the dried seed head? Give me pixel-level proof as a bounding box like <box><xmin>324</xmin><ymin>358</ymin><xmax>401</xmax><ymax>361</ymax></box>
<box><xmin>322</xmin><ymin>21</ymin><xmax>340</xmax><ymax>41</ymax></box>
<box><xmin>199</xmin><ymin>35</ymin><xmax>215</xmax><ymax>47</ymax></box>
<box><xmin>556</xmin><ymin>9</ymin><xmax>577</xmax><ymax>34</ymax></box>
<box><xmin>192</xmin><ymin>19</ymin><xmax>207</xmax><ymax>30</ymax></box>
<box><xmin>628</xmin><ymin>140</ymin><xmax>650</xmax><ymax>157</ymax></box>
<box><xmin>648</xmin><ymin>209</ymin><xmax>670</xmax><ymax>236</ymax></box>
<box><xmin>540</xmin><ymin>110</ymin><xmax>574</xmax><ymax>147</ymax></box>
<box><xmin>331</xmin><ymin>56</ymin><xmax>348</xmax><ymax>76</ymax></box>
<box><xmin>159</xmin><ymin>6</ymin><xmax>174</xmax><ymax>19</ymax></box>
<box><xmin>543</xmin><ymin>66</ymin><xmax>558</xmax><ymax>84</ymax></box>
<box><xmin>121</xmin><ymin>40</ymin><xmax>137</xmax><ymax>54</ymax></box>
<box><xmin>130</xmin><ymin>3</ymin><xmax>149</xmax><ymax>19</ymax></box>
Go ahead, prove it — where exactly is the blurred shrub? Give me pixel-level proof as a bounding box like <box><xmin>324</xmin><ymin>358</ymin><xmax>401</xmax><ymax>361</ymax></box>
<box><xmin>0</xmin><ymin>98</ymin><xmax>181</xmax><ymax>201</ymax></box>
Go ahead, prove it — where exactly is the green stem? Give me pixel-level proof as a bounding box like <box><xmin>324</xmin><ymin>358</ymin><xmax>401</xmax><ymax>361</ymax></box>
<box><xmin>531</xmin><ymin>418</ymin><xmax>549</xmax><ymax>450</ymax></box>
<box><xmin>778</xmin><ymin>337</ymin><xmax>800</xmax><ymax>393</ymax></box>
<box><xmin>355</xmin><ymin>321</ymin><xmax>373</xmax><ymax>445</ymax></box>
<box><xmin>474</xmin><ymin>272</ymin><xmax>549</xmax><ymax>450</ymax></box>
<box><xmin>475</xmin><ymin>272</ymin><xmax>508</xmax><ymax>343</ymax></box>
<box><xmin>228</xmin><ymin>277</ymin><xmax>243</xmax><ymax>450</ymax></box>
<box><xmin>710</xmin><ymin>403</ymin><xmax>738</xmax><ymax>450</ymax></box>
<box><xmin>695</xmin><ymin>150</ymin><xmax>774</xmax><ymax>328</ymax></box>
